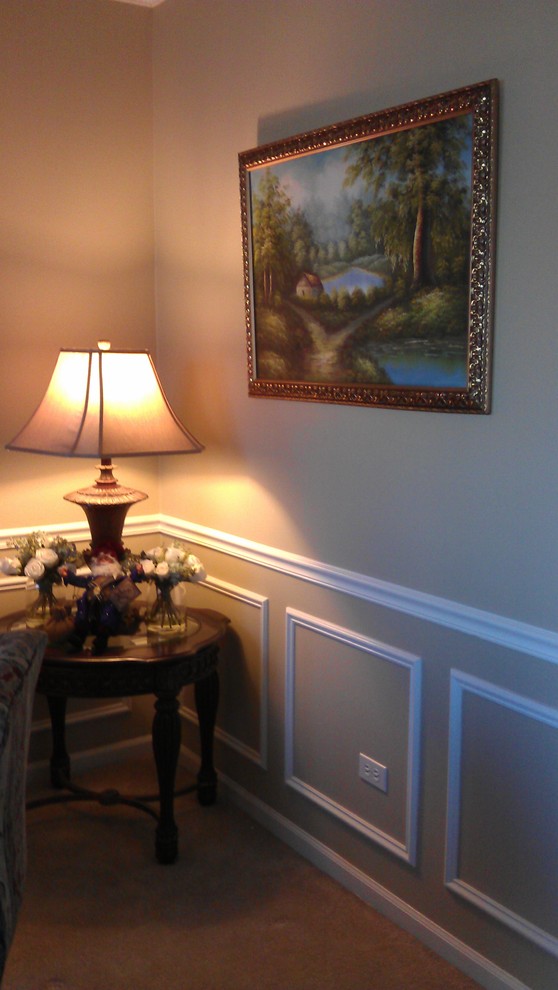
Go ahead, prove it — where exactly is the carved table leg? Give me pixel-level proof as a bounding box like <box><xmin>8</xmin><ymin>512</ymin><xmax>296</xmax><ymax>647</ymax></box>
<box><xmin>152</xmin><ymin>692</ymin><xmax>181</xmax><ymax>864</ymax></box>
<box><xmin>47</xmin><ymin>696</ymin><xmax>71</xmax><ymax>788</ymax></box>
<box><xmin>194</xmin><ymin>669</ymin><xmax>220</xmax><ymax>806</ymax></box>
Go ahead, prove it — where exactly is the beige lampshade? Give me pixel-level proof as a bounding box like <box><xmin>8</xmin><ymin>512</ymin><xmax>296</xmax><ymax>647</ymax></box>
<box><xmin>6</xmin><ymin>345</ymin><xmax>203</xmax><ymax>555</ymax></box>
<box><xmin>6</xmin><ymin>346</ymin><xmax>204</xmax><ymax>458</ymax></box>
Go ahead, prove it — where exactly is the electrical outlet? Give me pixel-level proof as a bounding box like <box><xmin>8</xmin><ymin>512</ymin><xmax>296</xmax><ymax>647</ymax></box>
<box><xmin>359</xmin><ymin>753</ymin><xmax>388</xmax><ymax>793</ymax></box>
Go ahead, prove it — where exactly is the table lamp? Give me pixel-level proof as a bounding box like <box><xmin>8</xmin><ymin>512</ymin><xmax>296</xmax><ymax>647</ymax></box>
<box><xmin>6</xmin><ymin>341</ymin><xmax>203</xmax><ymax>557</ymax></box>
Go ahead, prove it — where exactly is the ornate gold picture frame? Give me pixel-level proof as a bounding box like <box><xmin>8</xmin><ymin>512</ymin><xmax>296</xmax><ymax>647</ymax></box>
<box><xmin>239</xmin><ymin>80</ymin><xmax>498</xmax><ymax>412</ymax></box>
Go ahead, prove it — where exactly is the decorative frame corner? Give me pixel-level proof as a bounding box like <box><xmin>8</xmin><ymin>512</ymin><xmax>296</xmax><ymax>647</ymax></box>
<box><xmin>240</xmin><ymin>79</ymin><xmax>498</xmax><ymax>412</ymax></box>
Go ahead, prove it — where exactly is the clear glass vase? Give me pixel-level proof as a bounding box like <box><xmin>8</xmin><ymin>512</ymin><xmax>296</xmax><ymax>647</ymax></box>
<box><xmin>145</xmin><ymin>582</ymin><xmax>186</xmax><ymax>637</ymax></box>
<box><xmin>25</xmin><ymin>579</ymin><xmax>58</xmax><ymax>628</ymax></box>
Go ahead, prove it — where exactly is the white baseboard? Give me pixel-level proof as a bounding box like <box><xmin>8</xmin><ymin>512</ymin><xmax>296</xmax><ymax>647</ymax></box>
<box><xmin>25</xmin><ymin>734</ymin><xmax>529</xmax><ymax>990</ymax></box>
<box><xmin>209</xmin><ymin>764</ymin><xmax>531</xmax><ymax>990</ymax></box>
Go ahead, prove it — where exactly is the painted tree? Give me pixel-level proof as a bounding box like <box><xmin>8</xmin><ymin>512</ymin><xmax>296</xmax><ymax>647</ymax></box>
<box><xmin>344</xmin><ymin>115</ymin><xmax>471</xmax><ymax>290</ymax></box>
<box><xmin>252</xmin><ymin>171</ymin><xmax>293</xmax><ymax>306</ymax></box>
<box><xmin>290</xmin><ymin>207</ymin><xmax>316</xmax><ymax>274</ymax></box>
<box><xmin>348</xmin><ymin>199</ymin><xmax>373</xmax><ymax>259</ymax></box>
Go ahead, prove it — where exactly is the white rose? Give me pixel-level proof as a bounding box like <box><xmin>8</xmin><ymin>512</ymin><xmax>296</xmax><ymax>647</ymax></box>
<box><xmin>155</xmin><ymin>561</ymin><xmax>170</xmax><ymax>579</ymax></box>
<box><xmin>35</xmin><ymin>547</ymin><xmax>59</xmax><ymax>569</ymax></box>
<box><xmin>165</xmin><ymin>547</ymin><xmax>186</xmax><ymax>563</ymax></box>
<box><xmin>187</xmin><ymin>554</ymin><xmax>206</xmax><ymax>583</ymax></box>
<box><xmin>146</xmin><ymin>546</ymin><xmax>165</xmax><ymax>563</ymax></box>
<box><xmin>24</xmin><ymin>557</ymin><xmax>46</xmax><ymax>581</ymax></box>
<box><xmin>0</xmin><ymin>556</ymin><xmax>22</xmax><ymax>576</ymax></box>
<box><xmin>141</xmin><ymin>559</ymin><xmax>156</xmax><ymax>576</ymax></box>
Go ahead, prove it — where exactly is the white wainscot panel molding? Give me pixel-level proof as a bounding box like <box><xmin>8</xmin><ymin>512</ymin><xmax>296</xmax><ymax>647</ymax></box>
<box><xmin>180</xmin><ymin>576</ymin><xmax>269</xmax><ymax>769</ymax></box>
<box><xmin>446</xmin><ymin>671</ymin><xmax>558</xmax><ymax>957</ymax></box>
<box><xmin>285</xmin><ymin>609</ymin><xmax>422</xmax><ymax>865</ymax></box>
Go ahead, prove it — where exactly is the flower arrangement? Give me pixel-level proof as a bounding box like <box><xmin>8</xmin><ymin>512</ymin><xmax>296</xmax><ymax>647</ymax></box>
<box><xmin>0</xmin><ymin>532</ymin><xmax>84</xmax><ymax>624</ymax></box>
<box><xmin>133</xmin><ymin>544</ymin><xmax>206</xmax><ymax>585</ymax></box>
<box><xmin>131</xmin><ymin>543</ymin><xmax>206</xmax><ymax>634</ymax></box>
<box><xmin>0</xmin><ymin>531</ymin><xmax>83</xmax><ymax>584</ymax></box>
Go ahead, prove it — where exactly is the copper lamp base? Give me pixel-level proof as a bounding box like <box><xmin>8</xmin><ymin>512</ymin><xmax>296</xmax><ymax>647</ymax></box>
<box><xmin>64</xmin><ymin>459</ymin><xmax>147</xmax><ymax>556</ymax></box>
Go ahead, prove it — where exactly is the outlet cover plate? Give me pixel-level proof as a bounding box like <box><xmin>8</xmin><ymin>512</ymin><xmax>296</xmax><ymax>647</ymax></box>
<box><xmin>359</xmin><ymin>753</ymin><xmax>388</xmax><ymax>793</ymax></box>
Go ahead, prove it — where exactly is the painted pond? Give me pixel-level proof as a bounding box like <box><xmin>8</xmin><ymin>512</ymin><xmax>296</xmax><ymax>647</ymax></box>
<box><xmin>323</xmin><ymin>266</ymin><xmax>384</xmax><ymax>295</ymax></box>
<box><xmin>375</xmin><ymin>341</ymin><xmax>467</xmax><ymax>388</ymax></box>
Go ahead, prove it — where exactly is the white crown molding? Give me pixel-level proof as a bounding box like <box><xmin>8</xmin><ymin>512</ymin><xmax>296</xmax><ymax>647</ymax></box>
<box><xmin>0</xmin><ymin>514</ymin><xmax>159</xmax><ymax>549</ymax></box>
<box><xmin>160</xmin><ymin>516</ymin><xmax>558</xmax><ymax>667</ymax></box>
<box><xmin>2</xmin><ymin>514</ymin><xmax>558</xmax><ymax>667</ymax></box>
<box><xmin>110</xmin><ymin>1</ymin><xmax>167</xmax><ymax>7</ymax></box>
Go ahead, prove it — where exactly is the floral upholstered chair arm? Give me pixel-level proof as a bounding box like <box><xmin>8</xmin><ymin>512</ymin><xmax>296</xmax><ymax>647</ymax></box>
<box><xmin>0</xmin><ymin>630</ymin><xmax>47</xmax><ymax>981</ymax></box>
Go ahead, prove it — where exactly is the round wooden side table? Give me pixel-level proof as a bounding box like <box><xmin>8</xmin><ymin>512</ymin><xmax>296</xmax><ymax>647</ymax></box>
<box><xmin>1</xmin><ymin>608</ymin><xmax>229</xmax><ymax>864</ymax></box>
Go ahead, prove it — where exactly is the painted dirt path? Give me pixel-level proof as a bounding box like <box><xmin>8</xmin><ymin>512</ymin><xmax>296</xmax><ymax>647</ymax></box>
<box><xmin>288</xmin><ymin>299</ymin><xmax>394</xmax><ymax>380</ymax></box>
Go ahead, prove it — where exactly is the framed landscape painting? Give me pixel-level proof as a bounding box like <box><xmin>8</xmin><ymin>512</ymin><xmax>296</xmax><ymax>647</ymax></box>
<box><xmin>239</xmin><ymin>80</ymin><xmax>498</xmax><ymax>412</ymax></box>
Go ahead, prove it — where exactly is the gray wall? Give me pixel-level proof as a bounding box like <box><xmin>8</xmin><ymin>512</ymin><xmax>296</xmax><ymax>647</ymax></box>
<box><xmin>0</xmin><ymin>0</ymin><xmax>158</xmax><ymax>528</ymax></box>
<box><xmin>153</xmin><ymin>0</ymin><xmax>558</xmax><ymax>633</ymax></box>
<box><xmin>153</xmin><ymin>3</ymin><xmax>558</xmax><ymax>988</ymax></box>
<box><xmin>0</xmin><ymin>2</ymin><xmax>556</xmax><ymax>988</ymax></box>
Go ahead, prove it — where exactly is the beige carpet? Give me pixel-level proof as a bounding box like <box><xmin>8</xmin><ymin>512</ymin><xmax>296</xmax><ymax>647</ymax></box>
<box><xmin>4</xmin><ymin>757</ymin><xmax>482</xmax><ymax>990</ymax></box>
